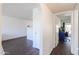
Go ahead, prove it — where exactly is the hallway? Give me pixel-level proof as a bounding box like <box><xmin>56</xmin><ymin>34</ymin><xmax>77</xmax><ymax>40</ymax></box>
<box><xmin>0</xmin><ymin>3</ymin><xmax>78</xmax><ymax>55</ymax></box>
<box><xmin>51</xmin><ymin>38</ymin><xmax>73</xmax><ymax>55</ymax></box>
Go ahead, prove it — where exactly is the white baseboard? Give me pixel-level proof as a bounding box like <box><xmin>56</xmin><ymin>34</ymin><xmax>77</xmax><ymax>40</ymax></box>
<box><xmin>0</xmin><ymin>47</ymin><xmax>5</xmax><ymax>55</ymax></box>
<box><xmin>71</xmin><ymin>48</ymin><xmax>79</xmax><ymax>55</ymax></box>
<box><xmin>2</xmin><ymin>35</ymin><xmax>26</xmax><ymax>41</ymax></box>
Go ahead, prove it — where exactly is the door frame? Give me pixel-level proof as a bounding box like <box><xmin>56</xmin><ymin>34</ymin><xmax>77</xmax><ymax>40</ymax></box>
<box><xmin>55</xmin><ymin>10</ymin><xmax>76</xmax><ymax>54</ymax></box>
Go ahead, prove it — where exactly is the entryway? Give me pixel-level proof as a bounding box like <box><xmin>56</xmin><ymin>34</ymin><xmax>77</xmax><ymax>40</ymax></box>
<box><xmin>51</xmin><ymin>11</ymin><xmax>73</xmax><ymax>55</ymax></box>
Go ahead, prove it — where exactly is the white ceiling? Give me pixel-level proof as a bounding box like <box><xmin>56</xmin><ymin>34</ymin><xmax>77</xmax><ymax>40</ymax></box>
<box><xmin>3</xmin><ymin>3</ymin><xmax>76</xmax><ymax>19</ymax></box>
<box><xmin>46</xmin><ymin>3</ymin><xmax>76</xmax><ymax>13</ymax></box>
<box><xmin>3</xmin><ymin>3</ymin><xmax>39</xmax><ymax>19</ymax></box>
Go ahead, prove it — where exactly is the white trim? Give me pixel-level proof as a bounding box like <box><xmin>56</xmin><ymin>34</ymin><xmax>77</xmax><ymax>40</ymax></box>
<box><xmin>71</xmin><ymin>6</ymin><xmax>78</xmax><ymax>55</ymax></box>
<box><xmin>55</xmin><ymin>10</ymin><xmax>73</xmax><ymax>15</ymax></box>
<box><xmin>55</xmin><ymin>10</ymin><xmax>74</xmax><ymax>54</ymax></box>
<box><xmin>55</xmin><ymin>16</ymin><xmax>59</xmax><ymax>47</ymax></box>
<box><xmin>2</xmin><ymin>35</ymin><xmax>26</xmax><ymax>41</ymax></box>
<box><xmin>71</xmin><ymin>10</ymin><xmax>74</xmax><ymax>54</ymax></box>
<box><xmin>0</xmin><ymin>47</ymin><xmax>5</xmax><ymax>55</ymax></box>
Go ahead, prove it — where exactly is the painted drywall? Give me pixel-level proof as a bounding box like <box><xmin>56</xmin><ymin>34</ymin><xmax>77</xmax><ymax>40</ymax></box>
<box><xmin>2</xmin><ymin>15</ymin><xmax>32</xmax><ymax>41</ymax></box>
<box><xmin>33</xmin><ymin>4</ymin><xmax>59</xmax><ymax>55</ymax></box>
<box><xmin>24</xmin><ymin>19</ymin><xmax>33</xmax><ymax>41</ymax></box>
<box><xmin>78</xmin><ymin>4</ymin><xmax>79</xmax><ymax>54</ymax></box>
<box><xmin>71</xmin><ymin>5</ymin><xmax>78</xmax><ymax>55</ymax></box>
<box><xmin>55</xmin><ymin>16</ymin><xmax>61</xmax><ymax>46</ymax></box>
<box><xmin>73</xmin><ymin>4</ymin><xmax>79</xmax><ymax>55</ymax></box>
<box><xmin>0</xmin><ymin>3</ymin><xmax>5</xmax><ymax>55</ymax></box>
<box><xmin>78</xmin><ymin>9</ymin><xmax>79</xmax><ymax>55</ymax></box>
<box><xmin>41</xmin><ymin>4</ymin><xmax>57</xmax><ymax>54</ymax></box>
<box><xmin>23</xmin><ymin>18</ymin><xmax>33</xmax><ymax>27</ymax></box>
<box><xmin>33</xmin><ymin>7</ymin><xmax>43</xmax><ymax>55</ymax></box>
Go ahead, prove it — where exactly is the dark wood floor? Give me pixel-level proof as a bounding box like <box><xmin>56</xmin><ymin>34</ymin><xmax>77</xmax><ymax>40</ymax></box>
<box><xmin>2</xmin><ymin>36</ymin><xmax>73</xmax><ymax>55</ymax></box>
<box><xmin>51</xmin><ymin>38</ymin><xmax>73</xmax><ymax>55</ymax></box>
<box><xmin>2</xmin><ymin>37</ymin><xmax>39</xmax><ymax>55</ymax></box>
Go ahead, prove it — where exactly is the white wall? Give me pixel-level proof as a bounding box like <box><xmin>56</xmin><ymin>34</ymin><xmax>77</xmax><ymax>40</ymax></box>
<box><xmin>24</xmin><ymin>19</ymin><xmax>33</xmax><ymax>41</ymax></box>
<box><xmin>0</xmin><ymin>3</ymin><xmax>5</xmax><ymax>55</ymax></box>
<box><xmin>71</xmin><ymin>5</ymin><xmax>78</xmax><ymax>55</ymax></box>
<box><xmin>24</xmin><ymin>19</ymin><xmax>33</xmax><ymax>27</ymax></box>
<box><xmin>33</xmin><ymin>7</ymin><xmax>43</xmax><ymax>54</ymax></box>
<box><xmin>33</xmin><ymin>4</ymin><xmax>59</xmax><ymax>55</ymax></box>
<box><xmin>2</xmin><ymin>15</ymin><xmax>32</xmax><ymax>41</ymax></box>
<box><xmin>78</xmin><ymin>4</ymin><xmax>79</xmax><ymax>55</ymax></box>
<box><xmin>41</xmin><ymin>4</ymin><xmax>56</xmax><ymax>54</ymax></box>
<box><xmin>76</xmin><ymin>4</ymin><xmax>79</xmax><ymax>55</ymax></box>
<box><xmin>55</xmin><ymin>16</ymin><xmax>61</xmax><ymax>46</ymax></box>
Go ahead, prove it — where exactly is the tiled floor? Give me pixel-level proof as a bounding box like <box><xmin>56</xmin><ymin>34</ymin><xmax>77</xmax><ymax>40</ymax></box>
<box><xmin>2</xmin><ymin>37</ymin><xmax>39</xmax><ymax>55</ymax></box>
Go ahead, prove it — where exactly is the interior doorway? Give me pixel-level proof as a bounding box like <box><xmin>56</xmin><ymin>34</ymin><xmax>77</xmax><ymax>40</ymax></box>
<box><xmin>52</xmin><ymin>11</ymin><xmax>73</xmax><ymax>55</ymax></box>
